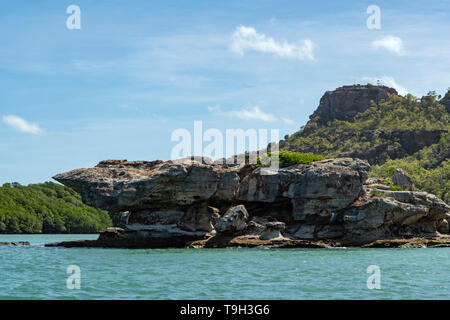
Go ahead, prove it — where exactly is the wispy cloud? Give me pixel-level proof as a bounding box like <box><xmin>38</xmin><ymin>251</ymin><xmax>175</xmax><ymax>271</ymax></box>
<box><xmin>209</xmin><ymin>105</ymin><xmax>277</xmax><ymax>122</ymax></box>
<box><xmin>2</xmin><ymin>115</ymin><xmax>43</xmax><ymax>134</ymax></box>
<box><xmin>372</xmin><ymin>35</ymin><xmax>405</xmax><ymax>55</ymax></box>
<box><xmin>363</xmin><ymin>76</ymin><xmax>408</xmax><ymax>96</ymax></box>
<box><xmin>208</xmin><ymin>105</ymin><xmax>296</xmax><ymax>125</ymax></box>
<box><xmin>230</xmin><ymin>25</ymin><xmax>315</xmax><ymax>61</ymax></box>
<box><xmin>282</xmin><ymin>118</ymin><xmax>296</xmax><ymax>125</ymax></box>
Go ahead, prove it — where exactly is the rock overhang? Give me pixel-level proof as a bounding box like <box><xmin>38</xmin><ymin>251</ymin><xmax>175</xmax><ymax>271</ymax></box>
<box><xmin>51</xmin><ymin>157</ymin><xmax>450</xmax><ymax>247</ymax></box>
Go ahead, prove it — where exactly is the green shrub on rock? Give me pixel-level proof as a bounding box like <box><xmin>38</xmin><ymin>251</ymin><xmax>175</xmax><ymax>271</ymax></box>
<box><xmin>258</xmin><ymin>150</ymin><xmax>324</xmax><ymax>168</ymax></box>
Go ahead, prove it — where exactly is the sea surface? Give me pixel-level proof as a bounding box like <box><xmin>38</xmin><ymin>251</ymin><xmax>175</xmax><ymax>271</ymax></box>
<box><xmin>0</xmin><ymin>234</ymin><xmax>448</xmax><ymax>300</ymax></box>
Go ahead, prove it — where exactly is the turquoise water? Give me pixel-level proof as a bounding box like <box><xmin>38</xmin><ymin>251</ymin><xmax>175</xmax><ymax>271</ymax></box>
<box><xmin>0</xmin><ymin>234</ymin><xmax>448</xmax><ymax>300</ymax></box>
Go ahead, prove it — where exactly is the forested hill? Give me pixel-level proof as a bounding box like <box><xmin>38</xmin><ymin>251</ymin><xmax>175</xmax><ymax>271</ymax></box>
<box><xmin>0</xmin><ymin>182</ymin><xmax>113</xmax><ymax>233</ymax></box>
<box><xmin>280</xmin><ymin>85</ymin><xmax>449</xmax><ymax>203</ymax></box>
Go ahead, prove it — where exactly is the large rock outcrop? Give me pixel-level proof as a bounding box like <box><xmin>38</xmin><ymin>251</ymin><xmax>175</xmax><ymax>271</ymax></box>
<box><xmin>49</xmin><ymin>157</ymin><xmax>450</xmax><ymax>248</ymax></box>
<box><xmin>278</xmin><ymin>84</ymin><xmax>448</xmax><ymax>167</ymax></box>
<box><xmin>53</xmin><ymin>159</ymin><xmax>241</xmax><ymax>212</ymax></box>
<box><xmin>309</xmin><ymin>84</ymin><xmax>398</xmax><ymax>124</ymax></box>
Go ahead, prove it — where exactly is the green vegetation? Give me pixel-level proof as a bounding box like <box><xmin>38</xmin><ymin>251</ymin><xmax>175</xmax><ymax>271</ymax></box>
<box><xmin>371</xmin><ymin>138</ymin><xmax>450</xmax><ymax>203</ymax></box>
<box><xmin>388</xmin><ymin>184</ymin><xmax>403</xmax><ymax>191</ymax></box>
<box><xmin>0</xmin><ymin>182</ymin><xmax>112</xmax><ymax>233</ymax></box>
<box><xmin>369</xmin><ymin>190</ymin><xmax>390</xmax><ymax>198</ymax></box>
<box><xmin>371</xmin><ymin>132</ymin><xmax>449</xmax><ymax>203</ymax></box>
<box><xmin>281</xmin><ymin>91</ymin><xmax>449</xmax><ymax>203</ymax></box>
<box><xmin>258</xmin><ymin>150</ymin><xmax>324</xmax><ymax>168</ymax></box>
<box><xmin>282</xmin><ymin>93</ymin><xmax>449</xmax><ymax>158</ymax></box>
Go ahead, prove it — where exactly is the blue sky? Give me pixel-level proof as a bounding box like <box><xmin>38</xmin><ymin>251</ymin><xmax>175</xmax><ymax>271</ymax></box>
<box><xmin>1</xmin><ymin>0</ymin><xmax>449</xmax><ymax>184</ymax></box>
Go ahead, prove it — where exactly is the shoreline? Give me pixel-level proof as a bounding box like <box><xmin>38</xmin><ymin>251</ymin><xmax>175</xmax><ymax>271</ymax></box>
<box><xmin>43</xmin><ymin>234</ymin><xmax>450</xmax><ymax>249</ymax></box>
<box><xmin>2</xmin><ymin>233</ymin><xmax>450</xmax><ymax>248</ymax></box>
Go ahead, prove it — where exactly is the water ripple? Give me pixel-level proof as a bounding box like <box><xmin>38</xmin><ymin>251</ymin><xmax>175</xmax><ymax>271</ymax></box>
<box><xmin>0</xmin><ymin>235</ymin><xmax>449</xmax><ymax>299</ymax></box>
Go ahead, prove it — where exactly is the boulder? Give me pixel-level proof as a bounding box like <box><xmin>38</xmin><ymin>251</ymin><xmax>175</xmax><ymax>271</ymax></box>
<box><xmin>260</xmin><ymin>221</ymin><xmax>286</xmax><ymax>240</ymax></box>
<box><xmin>392</xmin><ymin>168</ymin><xmax>415</xmax><ymax>191</ymax></box>
<box><xmin>244</xmin><ymin>216</ymin><xmax>286</xmax><ymax>240</ymax></box>
<box><xmin>177</xmin><ymin>204</ymin><xmax>220</xmax><ymax>233</ymax></box>
<box><xmin>215</xmin><ymin>205</ymin><xmax>249</xmax><ymax>234</ymax></box>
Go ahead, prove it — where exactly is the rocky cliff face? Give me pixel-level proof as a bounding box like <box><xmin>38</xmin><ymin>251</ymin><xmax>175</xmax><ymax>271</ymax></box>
<box><xmin>309</xmin><ymin>85</ymin><xmax>398</xmax><ymax>125</ymax></box>
<box><xmin>49</xmin><ymin>158</ymin><xmax>450</xmax><ymax>248</ymax></box>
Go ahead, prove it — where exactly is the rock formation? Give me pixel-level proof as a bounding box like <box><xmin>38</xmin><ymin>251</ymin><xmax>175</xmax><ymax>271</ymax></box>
<box><xmin>392</xmin><ymin>168</ymin><xmax>415</xmax><ymax>191</ymax></box>
<box><xmin>309</xmin><ymin>84</ymin><xmax>398</xmax><ymax>124</ymax></box>
<box><xmin>278</xmin><ymin>84</ymin><xmax>448</xmax><ymax>166</ymax></box>
<box><xmin>47</xmin><ymin>157</ymin><xmax>450</xmax><ymax>249</ymax></box>
<box><xmin>0</xmin><ymin>241</ymin><xmax>30</xmax><ymax>246</ymax></box>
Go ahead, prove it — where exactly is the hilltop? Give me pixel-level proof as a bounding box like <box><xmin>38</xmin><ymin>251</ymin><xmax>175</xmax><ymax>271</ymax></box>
<box><xmin>279</xmin><ymin>84</ymin><xmax>449</xmax><ymax>203</ymax></box>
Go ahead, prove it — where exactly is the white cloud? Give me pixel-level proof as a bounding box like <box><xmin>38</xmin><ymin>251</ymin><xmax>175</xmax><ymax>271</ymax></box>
<box><xmin>231</xmin><ymin>106</ymin><xmax>278</xmax><ymax>122</ymax></box>
<box><xmin>282</xmin><ymin>118</ymin><xmax>296</xmax><ymax>125</ymax></box>
<box><xmin>208</xmin><ymin>105</ymin><xmax>297</xmax><ymax>125</ymax></box>
<box><xmin>2</xmin><ymin>115</ymin><xmax>43</xmax><ymax>134</ymax></box>
<box><xmin>363</xmin><ymin>76</ymin><xmax>408</xmax><ymax>96</ymax></box>
<box><xmin>209</xmin><ymin>105</ymin><xmax>278</xmax><ymax>122</ymax></box>
<box><xmin>372</xmin><ymin>35</ymin><xmax>405</xmax><ymax>55</ymax></box>
<box><xmin>230</xmin><ymin>25</ymin><xmax>315</xmax><ymax>61</ymax></box>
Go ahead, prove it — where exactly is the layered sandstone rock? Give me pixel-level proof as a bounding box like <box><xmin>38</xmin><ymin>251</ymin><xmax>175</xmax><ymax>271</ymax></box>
<box><xmin>49</xmin><ymin>157</ymin><xmax>450</xmax><ymax>248</ymax></box>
